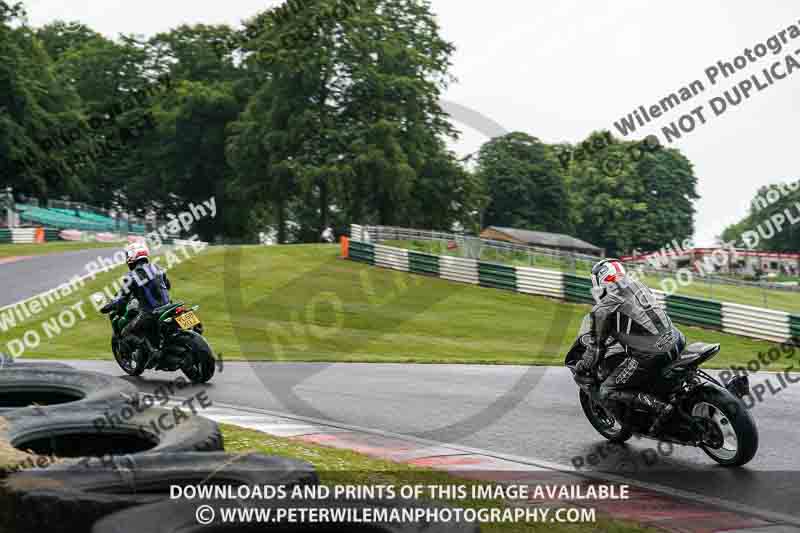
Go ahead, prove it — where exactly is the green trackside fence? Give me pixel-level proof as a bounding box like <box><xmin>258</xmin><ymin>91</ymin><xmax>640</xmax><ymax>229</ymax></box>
<box><xmin>666</xmin><ymin>294</ymin><xmax>723</xmax><ymax>330</ymax></box>
<box><xmin>349</xmin><ymin>241</ymin><xmax>375</xmax><ymax>265</ymax></box>
<box><xmin>563</xmin><ymin>274</ymin><xmax>594</xmax><ymax>305</ymax></box>
<box><xmin>0</xmin><ymin>229</ymin><xmax>11</xmax><ymax>244</ymax></box>
<box><xmin>789</xmin><ymin>315</ymin><xmax>800</xmax><ymax>343</ymax></box>
<box><xmin>44</xmin><ymin>228</ymin><xmax>61</xmax><ymax>241</ymax></box>
<box><xmin>409</xmin><ymin>251</ymin><xmax>439</xmax><ymax>277</ymax></box>
<box><xmin>346</xmin><ymin>230</ymin><xmax>800</xmax><ymax>346</ymax></box>
<box><xmin>478</xmin><ymin>262</ymin><xmax>517</xmax><ymax>291</ymax></box>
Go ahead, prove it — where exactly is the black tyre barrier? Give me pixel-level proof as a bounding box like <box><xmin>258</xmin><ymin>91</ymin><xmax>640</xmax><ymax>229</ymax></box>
<box><xmin>92</xmin><ymin>497</ymin><xmax>482</xmax><ymax>533</ymax></box>
<box><xmin>0</xmin><ymin>367</ymin><xmax>139</xmax><ymax>415</ymax></box>
<box><xmin>1</xmin><ymin>452</ymin><xmax>318</xmax><ymax>533</ymax></box>
<box><xmin>0</xmin><ymin>405</ymin><xmax>223</xmax><ymax>461</ymax></box>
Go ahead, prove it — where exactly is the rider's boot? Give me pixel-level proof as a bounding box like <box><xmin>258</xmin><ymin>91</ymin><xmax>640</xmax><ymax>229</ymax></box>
<box><xmin>143</xmin><ymin>337</ymin><xmax>160</xmax><ymax>363</ymax></box>
<box><xmin>633</xmin><ymin>393</ymin><xmax>674</xmax><ymax>435</ymax></box>
<box><xmin>126</xmin><ymin>335</ymin><xmax>145</xmax><ymax>368</ymax></box>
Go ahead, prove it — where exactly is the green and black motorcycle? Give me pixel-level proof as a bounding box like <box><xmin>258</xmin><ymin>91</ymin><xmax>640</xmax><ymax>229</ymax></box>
<box><xmin>107</xmin><ymin>300</ymin><xmax>216</xmax><ymax>384</ymax></box>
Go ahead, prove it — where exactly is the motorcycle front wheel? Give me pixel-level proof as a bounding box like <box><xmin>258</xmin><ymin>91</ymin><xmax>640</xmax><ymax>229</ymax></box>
<box><xmin>580</xmin><ymin>389</ymin><xmax>632</xmax><ymax>443</ymax></box>
<box><xmin>112</xmin><ymin>336</ymin><xmax>145</xmax><ymax>377</ymax></box>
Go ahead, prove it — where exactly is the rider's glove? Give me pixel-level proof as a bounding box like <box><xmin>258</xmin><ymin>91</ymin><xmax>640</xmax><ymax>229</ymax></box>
<box><xmin>100</xmin><ymin>302</ymin><xmax>115</xmax><ymax>314</ymax></box>
<box><xmin>575</xmin><ymin>346</ymin><xmax>598</xmax><ymax>375</ymax></box>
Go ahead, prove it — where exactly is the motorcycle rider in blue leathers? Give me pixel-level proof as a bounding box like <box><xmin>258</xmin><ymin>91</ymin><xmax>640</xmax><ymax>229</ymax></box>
<box><xmin>100</xmin><ymin>241</ymin><xmax>171</xmax><ymax>365</ymax></box>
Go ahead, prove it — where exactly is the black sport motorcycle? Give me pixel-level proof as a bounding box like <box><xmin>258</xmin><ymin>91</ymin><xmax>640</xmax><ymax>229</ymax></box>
<box><xmin>106</xmin><ymin>300</ymin><xmax>216</xmax><ymax>384</ymax></box>
<box><xmin>565</xmin><ymin>315</ymin><xmax>758</xmax><ymax>467</ymax></box>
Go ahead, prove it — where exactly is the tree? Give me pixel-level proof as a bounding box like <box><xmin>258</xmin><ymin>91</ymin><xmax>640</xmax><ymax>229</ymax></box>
<box><xmin>476</xmin><ymin>132</ymin><xmax>570</xmax><ymax>233</ymax></box>
<box><xmin>228</xmin><ymin>0</ymin><xmax>469</xmax><ymax>240</ymax></box>
<box><xmin>227</xmin><ymin>77</ymin><xmax>302</xmax><ymax>244</ymax></box>
<box><xmin>721</xmin><ymin>181</ymin><xmax>800</xmax><ymax>251</ymax></box>
<box><xmin>566</xmin><ymin>131</ymin><xmax>698</xmax><ymax>256</ymax></box>
<box><xmin>148</xmin><ymin>24</ymin><xmax>241</xmax><ymax>84</ymax></box>
<box><xmin>0</xmin><ymin>3</ymin><xmax>85</xmax><ymax>200</ymax></box>
<box><xmin>332</xmin><ymin>0</ymin><xmax>459</xmax><ymax>228</ymax></box>
<box><xmin>35</xmin><ymin>21</ymin><xmax>100</xmax><ymax>61</ymax></box>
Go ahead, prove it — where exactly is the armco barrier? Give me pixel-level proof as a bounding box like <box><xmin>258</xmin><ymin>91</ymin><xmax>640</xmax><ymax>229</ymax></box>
<box><xmin>439</xmin><ymin>256</ymin><xmax>479</xmax><ymax>284</ymax></box>
<box><xmin>343</xmin><ymin>237</ymin><xmax>800</xmax><ymax>345</ymax></box>
<box><xmin>665</xmin><ymin>294</ymin><xmax>722</xmax><ymax>330</ymax></box>
<box><xmin>351</xmin><ymin>224</ymin><xmax>365</xmax><ymax>243</ymax></box>
<box><xmin>374</xmin><ymin>244</ymin><xmax>409</xmax><ymax>272</ymax></box>
<box><xmin>516</xmin><ymin>266</ymin><xmax>564</xmax><ymax>299</ymax></box>
<box><xmin>11</xmin><ymin>228</ymin><xmax>37</xmax><ymax>243</ymax></box>
<box><xmin>478</xmin><ymin>262</ymin><xmax>517</xmax><ymax>291</ymax></box>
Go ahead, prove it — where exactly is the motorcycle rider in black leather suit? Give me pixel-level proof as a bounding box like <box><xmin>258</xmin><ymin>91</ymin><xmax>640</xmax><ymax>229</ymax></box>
<box><xmin>100</xmin><ymin>241</ymin><xmax>171</xmax><ymax>365</ymax></box>
<box><xmin>575</xmin><ymin>259</ymin><xmax>686</xmax><ymax>435</ymax></box>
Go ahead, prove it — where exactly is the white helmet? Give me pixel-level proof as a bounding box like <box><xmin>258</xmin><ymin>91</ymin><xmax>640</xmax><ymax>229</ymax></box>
<box><xmin>590</xmin><ymin>259</ymin><xmax>626</xmax><ymax>303</ymax></box>
<box><xmin>125</xmin><ymin>241</ymin><xmax>150</xmax><ymax>270</ymax></box>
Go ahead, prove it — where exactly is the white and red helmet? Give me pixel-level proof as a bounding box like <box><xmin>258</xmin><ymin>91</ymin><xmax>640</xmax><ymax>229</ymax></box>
<box><xmin>590</xmin><ymin>259</ymin><xmax>626</xmax><ymax>303</ymax></box>
<box><xmin>125</xmin><ymin>241</ymin><xmax>150</xmax><ymax>269</ymax></box>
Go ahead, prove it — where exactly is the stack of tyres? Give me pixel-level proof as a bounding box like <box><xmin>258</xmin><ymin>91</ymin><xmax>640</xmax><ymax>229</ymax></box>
<box><xmin>2</xmin><ymin>453</ymin><xmax>319</xmax><ymax>533</ymax></box>
<box><xmin>0</xmin><ymin>365</ymin><xmax>315</xmax><ymax>533</ymax></box>
<box><xmin>1</xmin><ymin>366</ymin><xmax>479</xmax><ymax>533</ymax></box>
<box><xmin>0</xmin><ymin>366</ymin><xmax>138</xmax><ymax>415</ymax></box>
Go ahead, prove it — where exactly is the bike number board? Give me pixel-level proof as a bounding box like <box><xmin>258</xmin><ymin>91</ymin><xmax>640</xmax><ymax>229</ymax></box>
<box><xmin>175</xmin><ymin>311</ymin><xmax>200</xmax><ymax>330</ymax></box>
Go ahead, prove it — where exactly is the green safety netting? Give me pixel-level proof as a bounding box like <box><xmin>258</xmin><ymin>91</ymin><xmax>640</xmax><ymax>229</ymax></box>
<box><xmin>18</xmin><ymin>206</ymin><xmax>145</xmax><ymax>232</ymax></box>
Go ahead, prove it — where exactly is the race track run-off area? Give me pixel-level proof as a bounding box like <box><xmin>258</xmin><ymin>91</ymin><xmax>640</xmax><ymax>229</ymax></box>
<box><xmin>3</xmin><ymin>248</ymin><xmax>800</xmax><ymax>532</ymax></box>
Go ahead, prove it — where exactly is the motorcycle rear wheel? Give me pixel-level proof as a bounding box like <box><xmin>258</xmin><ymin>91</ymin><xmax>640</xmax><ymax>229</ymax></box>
<box><xmin>580</xmin><ymin>389</ymin><xmax>632</xmax><ymax>443</ymax></box>
<box><xmin>180</xmin><ymin>333</ymin><xmax>216</xmax><ymax>384</ymax></box>
<box><xmin>691</xmin><ymin>389</ymin><xmax>758</xmax><ymax>467</ymax></box>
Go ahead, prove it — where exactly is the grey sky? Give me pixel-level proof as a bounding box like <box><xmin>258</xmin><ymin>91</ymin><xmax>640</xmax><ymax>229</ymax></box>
<box><xmin>25</xmin><ymin>1</ymin><xmax>799</xmax><ymax>246</ymax></box>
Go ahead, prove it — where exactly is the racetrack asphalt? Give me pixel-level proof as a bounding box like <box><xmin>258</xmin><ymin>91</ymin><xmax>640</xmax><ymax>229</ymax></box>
<box><xmin>4</xmin><ymin>248</ymin><xmax>800</xmax><ymax>523</ymax></box>
<box><xmin>0</xmin><ymin>247</ymin><xmax>120</xmax><ymax>307</ymax></box>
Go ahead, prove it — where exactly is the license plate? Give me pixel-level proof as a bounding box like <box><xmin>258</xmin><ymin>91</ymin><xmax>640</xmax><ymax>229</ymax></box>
<box><xmin>175</xmin><ymin>311</ymin><xmax>200</xmax><ymax>330</ymax></box>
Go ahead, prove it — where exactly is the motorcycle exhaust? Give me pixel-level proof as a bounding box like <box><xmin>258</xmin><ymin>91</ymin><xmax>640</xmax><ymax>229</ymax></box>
<box><xmin>725</xmin><ymin>375</ymin><xmax>750</xmax><ymax>399</ymax></box>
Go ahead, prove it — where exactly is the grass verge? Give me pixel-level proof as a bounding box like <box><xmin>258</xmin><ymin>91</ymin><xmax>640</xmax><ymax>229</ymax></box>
<box><xmin>0</xmin><ymin>241</ymin><xmax>118</xmax><ymax>258</ymax></box>
<box><xmin>0</xmin><ymin>244</ymin><xmax>788</xmax><ymax>371</ymax></box>
<box><xmin>221</xmin><ymin>424</ymin><xmax>657</xmax><ymax>533</ymax></box>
